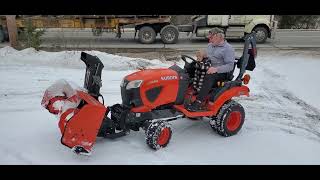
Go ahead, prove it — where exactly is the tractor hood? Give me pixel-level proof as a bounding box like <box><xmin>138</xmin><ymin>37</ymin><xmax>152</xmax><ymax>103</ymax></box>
<box><xmin>122</xmin><ymin>68</ymin><xmax>179</xmax><ymax>87</ymax></box>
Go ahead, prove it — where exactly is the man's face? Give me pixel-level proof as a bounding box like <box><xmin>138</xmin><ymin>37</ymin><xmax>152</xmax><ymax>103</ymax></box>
<box><xmin>208</xmin><ymin>33</ymin><xmax>221</xmax><ymax>45</ymax></box>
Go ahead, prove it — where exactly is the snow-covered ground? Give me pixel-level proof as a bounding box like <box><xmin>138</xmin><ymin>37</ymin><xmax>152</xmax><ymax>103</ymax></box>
<box><xmin>0</xmin><ymin>46</ymin><xmax>320</xmax><ymax>164</ymax></box>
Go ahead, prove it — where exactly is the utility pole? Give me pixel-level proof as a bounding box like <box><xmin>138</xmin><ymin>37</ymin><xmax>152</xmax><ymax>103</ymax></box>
<box><xmin>6</xmin><ymin>15</ymin><xmax>18</xmax><ymax>48</ymax></box>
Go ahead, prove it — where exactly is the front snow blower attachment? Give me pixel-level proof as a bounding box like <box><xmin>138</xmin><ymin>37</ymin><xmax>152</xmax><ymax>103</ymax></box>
<box><xmin>41</xmin><ymin>53</ymin><xmax>109</xmax><ymax>156</ymax></box>
<box><xmin>41</xmin><ymin>52</ymin><xmax>135</xmax><ymax>156</ymax></box>
<box><xmin>41</xmin><ymin>33</ymin><xmax>257</xmax><ymax>156</ymax></box>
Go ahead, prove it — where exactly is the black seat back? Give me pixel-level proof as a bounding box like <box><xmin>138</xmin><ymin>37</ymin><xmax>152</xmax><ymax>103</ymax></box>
<box><xmin>236</xmin><ymin>48</ymin><xmax>256</xmax><ymax>71</ymax></box>
<box><xmin>225</xmin><ymin>62</ymin><xmax>237</xmax><ymax>81</ymax></box>
<box><xmin>236</xmin><ymin>33</ymin><xmax>257</xmax><ymax>81</ymax></box>
<box><xmin>224</xmin><ymin>33</ymin><xmax>257</xmax><ymax>82</ymax></box>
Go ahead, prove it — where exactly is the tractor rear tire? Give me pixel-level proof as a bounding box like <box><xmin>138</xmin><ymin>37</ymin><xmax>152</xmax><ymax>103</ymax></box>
<box><xmin>145</xmin><ymin>120</ymin><xmax>172</xmax><ymax>150</ymax></box>
<box><xmin>138</xmin><ymin>26</ymin><xmax>156</xmax><ymax>44</ymax></box>
<box><xmin>210</xmin><ymin>100</ymin><xmax>245</xmax><ymax>137</ymax></box>
<box><xmin>210</xmin><ymin>116</ymin><xmax>218</xmax><ymax>132</ymax></box>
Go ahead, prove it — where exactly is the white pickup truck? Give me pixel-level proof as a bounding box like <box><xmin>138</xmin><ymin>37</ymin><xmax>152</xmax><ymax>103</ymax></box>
<box><xmin>178</xmin><ymin>15</ymin><xmax>277</xmax><ymax>43</ymax></box>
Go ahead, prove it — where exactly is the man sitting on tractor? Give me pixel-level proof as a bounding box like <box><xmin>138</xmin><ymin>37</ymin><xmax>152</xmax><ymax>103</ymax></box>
<box><xmin>187</xmin><ymin>27</ymin><xmax>236</xmax><ymax>112</ymax></box>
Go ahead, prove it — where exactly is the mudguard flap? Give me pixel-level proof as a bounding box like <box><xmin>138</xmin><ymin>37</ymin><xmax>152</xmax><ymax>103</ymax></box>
<box><xmin>61</xmin><ymin>91</ymin><xmax>107</xmax><ymax>152</ymax></box>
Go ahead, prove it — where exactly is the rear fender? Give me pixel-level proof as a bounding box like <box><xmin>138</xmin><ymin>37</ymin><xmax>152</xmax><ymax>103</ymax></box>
<box><xmin>208</xmin><ymin>86</ymin><xmax>249</xmax><ymax>116</ymax></box>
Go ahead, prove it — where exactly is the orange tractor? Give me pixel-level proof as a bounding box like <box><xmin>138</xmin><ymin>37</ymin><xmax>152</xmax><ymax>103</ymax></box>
<box><xmin>41</xmin><ymin>33</ymin><xmax>257</xmax><ymax>156</ymax></box>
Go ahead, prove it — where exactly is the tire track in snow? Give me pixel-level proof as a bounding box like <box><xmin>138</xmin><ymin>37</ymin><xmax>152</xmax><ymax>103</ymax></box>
<box><xmin>280</xmin><ymin>91</ymin><xmax>320</xmax><ymax>138</ymax></box>
<box><xmin>0</xmin><ymin>91</ymin><xmax>43</xmax><ymax>96</ymax></box>
<box><xmin>240</xmin><ymin>65</ymin><xmax>320</xmax><ymax>141</ymax></box>
<box><xmin>260</xmin><ymin>75</ymin><xmax>320</xmax><ymax>139</ymax></box>
<box><xmin>0</xmin><ymin>108</ymin><xmax>40</xmax><ymax>113</ymax></box>
<box><xmin>0</xmin><ymin>144</ymin><xmax>33</xmax><ymax>164</ymax></box>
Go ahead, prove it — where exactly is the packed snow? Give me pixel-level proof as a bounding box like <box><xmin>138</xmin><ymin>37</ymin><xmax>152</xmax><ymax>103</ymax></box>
<box><xmin>0</xmin><ymin>46</ymin><xmax>320</xmax><ymax>164</ymax></box>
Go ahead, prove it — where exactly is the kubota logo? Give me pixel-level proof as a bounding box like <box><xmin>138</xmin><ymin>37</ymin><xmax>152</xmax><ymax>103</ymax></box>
<box><xmin>161</xmin><ymin>76</ymin><xmax>178</xmax><ymax>81</ymax></box>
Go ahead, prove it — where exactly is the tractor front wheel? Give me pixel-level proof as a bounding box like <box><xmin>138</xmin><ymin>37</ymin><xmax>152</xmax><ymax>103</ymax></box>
<box><xmin>145</xmin><ymin>120</ymin><xmax>172</xmax><ymax>150</ymax></box>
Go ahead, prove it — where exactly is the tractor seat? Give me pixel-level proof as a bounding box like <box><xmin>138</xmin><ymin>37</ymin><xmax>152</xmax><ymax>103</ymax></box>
<box><xmin>215</xmin><ymin>60</ymin><xmax>238</xmax><ymax>88</ymax></box>
<box><xmin>208</xmin><ymin>60</ymin><xmax>241</xmax><ymax>101</ymax></box>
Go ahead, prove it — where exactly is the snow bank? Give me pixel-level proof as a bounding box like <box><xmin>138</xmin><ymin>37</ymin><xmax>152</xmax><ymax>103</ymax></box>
<box><xmin>0</xmin><ymin>46</ymin><xmax>173</xmax><ymax>70</ymax></box>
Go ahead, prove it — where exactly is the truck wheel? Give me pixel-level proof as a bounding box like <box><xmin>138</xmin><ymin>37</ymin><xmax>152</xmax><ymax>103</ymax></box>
<box><xmin>138</xmin><ymin>26</ymin><xmax>156</xmax><ymax>44</ymax></box>
<box><xmin>160</xmin><ymin>25</ymin><xmax>179</xmax><ymax>44</ymax></box>
<box><xmin>18</xmin><ymin>27</ymin><xmax>25</xmax><ymax>35</ymax></box>
<box><xmin>0</xmin><ymin>27</ymin><xmax>4</xmax><ymax>42</ymax></box>
<box><xmin>210</xmin><ymin>100</ymin><xmax>245</xmax><ymax>137</ymax></box>
<box><xmin>145</xmin><ymin>120</ymin><xmax>172</xmax><ymax>150</ymax></box>
<box><xmin>3</xmin><ymin>27</ymin><xmax>9</xmax><ymax>42</ymax></box>
<box><xmin>253</xmin><ymin>26</ymin><xmax>268</xmax><ymax>43</ymax></box>
<box><xmin>92</xmin><ymin>28</ymin><xmax>103</xmax><ymax>36</ymax></box>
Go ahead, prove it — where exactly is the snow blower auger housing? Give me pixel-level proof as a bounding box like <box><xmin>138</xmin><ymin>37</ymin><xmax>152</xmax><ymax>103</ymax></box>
<box><xmin>41</xmin><ymin>33</ymin><xmax>257</xmax><ymax>156</ymax></box>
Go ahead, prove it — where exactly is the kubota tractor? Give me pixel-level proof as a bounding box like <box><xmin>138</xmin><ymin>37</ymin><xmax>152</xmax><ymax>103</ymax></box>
<box><xmin>41</xmin><ymin>33</ymin><xmax>257</xmax><ymax>156</ymax></box>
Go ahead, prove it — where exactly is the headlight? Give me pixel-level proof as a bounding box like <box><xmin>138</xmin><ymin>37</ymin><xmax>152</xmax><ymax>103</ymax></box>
<box><xmin>126</xmin><ymin>80</ymin><xmax>143</xmax><ymax>90</ymax></box>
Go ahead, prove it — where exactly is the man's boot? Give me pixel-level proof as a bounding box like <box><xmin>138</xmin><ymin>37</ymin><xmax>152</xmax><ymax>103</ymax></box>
<box><xmin>186</xmin><ymin>99</ymin><xmax>203</xmax><ymax>112</ymax></box>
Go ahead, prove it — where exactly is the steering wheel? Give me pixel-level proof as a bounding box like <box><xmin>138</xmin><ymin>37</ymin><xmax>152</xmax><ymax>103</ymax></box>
<box><xmin>181</xmin><ymin>54</ymin><xmax>198</xmax><ymax>65</ymax></box>
<box><xmin>181</xmin><ymin>55</ymin><xmax>199</xmax><ymax>78</ymax></box>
